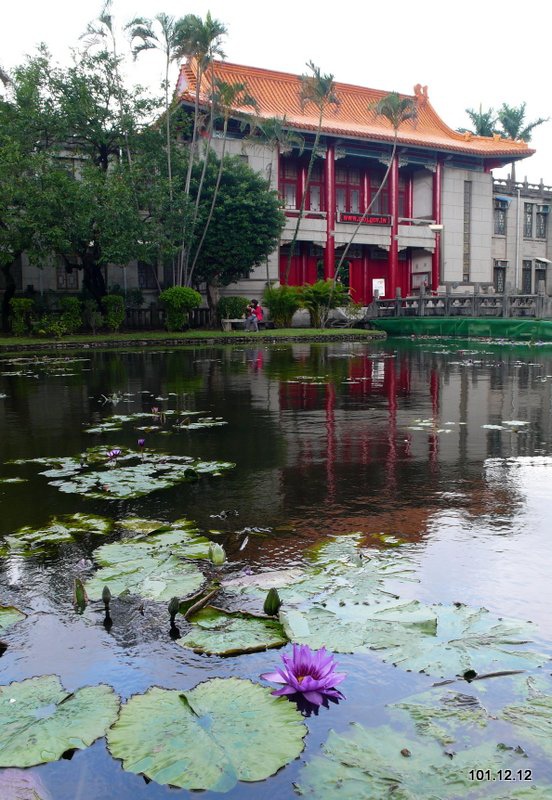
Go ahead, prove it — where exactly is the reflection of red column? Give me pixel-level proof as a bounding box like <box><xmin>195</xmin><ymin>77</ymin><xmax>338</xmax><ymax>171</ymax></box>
<box><xmin>389</xmin><ymin>155</ymin><xmax>399</xmax><ymax>298</ymax></box>
<box><xmin>386</xmin><ymin>357</ymin><xmax>397</xmax><ymax>491</ymax></box>
<box><xmin>431</xmin><ymin>161</ymin><xmax>442</xmax><ymax>290</ymax></box>
<box><xmin>429</xmin><ymin>368</ymin><xmax>440</xmax><ymax>468</ymax></box>
<box><xmin>324</xmin><ymin>144</ymin><xmax>336</xmax><ymax>279</ymax></box>
<box><xmin>325</xmin><ymin>382</ymin><xmax>336</xmax><ymax>503</ymax></box>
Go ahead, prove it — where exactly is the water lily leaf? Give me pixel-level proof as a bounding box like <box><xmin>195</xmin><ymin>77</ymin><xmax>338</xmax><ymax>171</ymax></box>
<box><xmin>0</xmin><ymin>606</ymin><xmax>26</xmax><ymax>631</ymax></box>
<box><xmin>12</xmin><ymin>448</ymin><xmax>234</xmax><ymax>500</ymax></box>
<box><xmin>392</xmin><ymin>686</ymin><xmax>490</xmax><ymax>746</ymax></box>
<box><xmin>85</xmin><ymin>527</ymin><xmax>208</xmax><ymax>601</ymax></box>
<box><xmin>8</xmin><ymin>513</ymin><xmax>112</xmax><ymax>551</ymax></box>
<box><xmin>0</xmin><ymin>477</ymin><xmax>26</xmax><ymax>484</ymax></box>
<box><xmin>177</xmin><ymin>606</ymin><xmax>288</xmax><ymax>655</ymax></box>
<box><xmin>376</xmin><ymin>603</ymin><xmax>547</xmax><ymax>678</ymax></box>
<box><xmin>225</xmin><ymin>534</ymin><xmax>416</xmax><ymax>606</ymax></box>
<box><xmin>295</xmin><ymin>722</ymin><xmax>531</xmax><ymax>799</ymax></box>
<box><xmin>107</xmin><ymin>678</ymin><xmax>306</xmax><ymax>791</ymax></box>
<box><xmin>0</xmin><ymin>676</ymin><xmax>119</xmax><ymax>768</ymax></box>
<box><xmin>281</xmin><ymin>598</ymin><xmax>437</xmax><ymax>654</ymax></box>
<box><xmin>500</xmin><ymin>677</ymin><xmax>552</xmax><ymax>757</ymax></box>
<box><xmin>282</xmin><ymin>601</ymin><xmax>545</xmax><ymax>677</ymax></box>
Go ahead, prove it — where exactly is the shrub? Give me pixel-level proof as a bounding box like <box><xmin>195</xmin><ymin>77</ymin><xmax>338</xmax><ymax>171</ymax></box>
<box><xmin>101</xmin><ymin>294</ymin><xmax>125</xmax><ymax>333</ymax></box>
<box><xmin>108</xmin><ymin>285</ymin><xmax>144</xmax><ymax>307</ymax></box>
<box><xmin>159</xmin><ymin>286</ymin><xmax>202</xmax><ymax>332</ymax></box>
<box><xmin>59</xmin><ymin>296</ymin><xmax>83</xmax><ymax>335</ymax></box>
<box><xmin>217</xmin><ymin>296</ymin><xmax>249</xmax><ymax>320</ymax></box>
<box><xmin>35</xmin><ymin>314</ymin><xmax>67</xmax><ymax>339</ymax></box>
<box><xmin>9</xmin><ymin>298</ymin><xmax>34</xmax><ymax>336</ymax></box>
<box><xmin>83</xmin><ymin>300</ymin><xmax>104</xmax><ymax>334</ymax></box>
<box><xmin>262</xmin><ymin>284</ymin><xmax>301</xmax><ymax>328</ymax></box>
<box><xmin>299</xmin><ymin>280</ymin><xmax>350</xmax><ymax>328</ymax></box>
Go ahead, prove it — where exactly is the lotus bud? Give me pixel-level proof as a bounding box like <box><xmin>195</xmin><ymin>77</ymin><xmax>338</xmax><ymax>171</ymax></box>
<box><xmin>208</xmin><ymin>543</ymin><xmax>226</xmax><ymax>566</ymax></box>
<box><xmin>263</xmin><ymin>588</ymin><xmax>282</xmax><ymax>616</ymax></box>
<box><xmin>73</xmin><ymin>578</ymin><xmax>88</xmax><ymax>612</ymax></box>
<box><xmin>168</xmin><ymin>596</ymin><xmax>180</xmax><ymax>622</ymax></box>
<box><xmin>102</xmin><ymin>585</ymin><xmax>112</xmax><ymax>609</ymax></box>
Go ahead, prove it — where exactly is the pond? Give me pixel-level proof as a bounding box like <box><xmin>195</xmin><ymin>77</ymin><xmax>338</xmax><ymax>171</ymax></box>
<box><xmin>1</xmin><ymin>339</ymin><xmax>552</xmax><ymax>799</ymax></box>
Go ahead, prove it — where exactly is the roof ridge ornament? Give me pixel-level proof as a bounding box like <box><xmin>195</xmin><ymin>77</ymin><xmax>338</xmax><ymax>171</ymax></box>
<box><xmin>413</xmin><ymin>83</ymin><xmax>429</xmax><ymax>108</ymax></box>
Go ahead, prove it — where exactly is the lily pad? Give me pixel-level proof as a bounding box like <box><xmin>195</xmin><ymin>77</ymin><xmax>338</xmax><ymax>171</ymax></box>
<box><xmin>283</xmin><ymin>601</ymin><xmax>546</xmax><ymax>677</ymax></box>
<box><xmin>0</xmin><ymin>675</ymin><xmax>119</xmax><ymax>767</ymax></box>
<box><xmin>85</xmin><ymin>526</ymin><xmax>209</xmax><ymax>601</ymax></box>
<box><xmin>0</xmin><ymin>606</ymin><xmax>27</xmax><ymax>631</ymax></box>
<box><xmin>295</xmin><ymin>722</ymin><xmax>531</xmax><ymax>799</ymax></box>
<box><xmin>501</xmin><ymin>677</ymin><xmax>552</xmax><ymax>757</ymax></box>
<box><xmin>8</xmin><ymin>513</ymin><xmax>112</xmax><ymax>550</ymax></box>
<box><xmin>14</xmin><ymin>448</ymin><xmax>234</xmax><ymax>500</ymax></box>
<box><xmin>107</xmin><ymin>678</ymin><xmax>306</xmax><ymax>791</ymax></box>
<box><xmin>177</xmin><ymin>606</ymin><xmax>288</xmax><ymax>655</ymax></box>
<box><xmin>392</xmin><ymin>686</ymin><xmax>490</xmax><ymax>746</ymax></box>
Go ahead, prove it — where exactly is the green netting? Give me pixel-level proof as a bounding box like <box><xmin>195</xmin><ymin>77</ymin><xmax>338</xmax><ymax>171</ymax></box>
<box><xmin>372</xmin><ymin>317</ymin><xmax>552</xmax><ymax>341</ymax></box>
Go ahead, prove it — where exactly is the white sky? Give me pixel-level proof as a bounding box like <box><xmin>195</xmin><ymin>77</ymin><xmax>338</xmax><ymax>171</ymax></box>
<box><xmin>2</xmin><ymin>0</ymin><xmax>551</xmax><ymax>184</ymax></box>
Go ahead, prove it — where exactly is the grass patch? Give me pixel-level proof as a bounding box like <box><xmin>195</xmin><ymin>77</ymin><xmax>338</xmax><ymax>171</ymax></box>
<box><xmin>0</xmin><ymin>327</ymin><xmax>384</xmax><ymax>353</ymax></box>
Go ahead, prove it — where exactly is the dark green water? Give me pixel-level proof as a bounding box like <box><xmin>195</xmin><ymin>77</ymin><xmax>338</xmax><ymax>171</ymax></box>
<box><xmin>1</xmin><ymin>340</ymin><xmax>552</xmax><ymax>798</ymax></box>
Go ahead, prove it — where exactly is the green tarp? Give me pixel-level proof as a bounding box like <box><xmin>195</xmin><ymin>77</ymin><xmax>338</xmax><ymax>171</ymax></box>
<box><xmin>371</xmin><ymin>317</ymin><xmax>552</xmax><ymax>341</ymax></box>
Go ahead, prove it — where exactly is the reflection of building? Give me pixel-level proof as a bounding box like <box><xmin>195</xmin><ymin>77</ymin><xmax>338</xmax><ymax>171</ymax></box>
<box><xmin>176</xmin><ymin>59</ymin><xmax>535</xmax><ymax>303</ymax></box>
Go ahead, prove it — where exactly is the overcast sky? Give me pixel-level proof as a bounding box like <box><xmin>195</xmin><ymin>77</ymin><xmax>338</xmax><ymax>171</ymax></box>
<box><xmin>3</xmin><ymin>0</ymin><xmax>550</xmax><ymax>184</ymax></box>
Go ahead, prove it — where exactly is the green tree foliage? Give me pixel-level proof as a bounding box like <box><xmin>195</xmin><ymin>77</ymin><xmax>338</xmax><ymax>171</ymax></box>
<box><xmin>217</xmin><ymin>296</ymin><xmax>249</xmax><ymax>320</ymax></box>
<box><xmin>286</xmin><ymin>62</ymin><xmax>339</xmax><ymax>281</ymax></box>
<box><xmin>299</xmin><ymin>279</ymin><xmax>350</xmax><ymax>328</ymax></box>
<box><xmin>459</xmin><ymin>104</ymin><xmax>498</xmax><ymax>136</ymax></box>
<box><xmin>262</xmin><ymin>284</ymin><xmax>301</xmax><ymax>328</ymax></box>
<box><xmin>159</xmin><ymin>286</ymin><xmax>201</xmax><ymax>331</ymax></box>
<box><xmin>101</xmin><ymin>294</ymin><xmax>126</xmax><ymax>332</ymax></box>
<box><xmin>497</xmin><ymin>103</ymin><xmax>549</xmax><ymax>181</ymax></box>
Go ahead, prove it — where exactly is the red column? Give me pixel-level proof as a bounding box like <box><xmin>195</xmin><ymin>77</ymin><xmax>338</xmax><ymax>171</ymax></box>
<box><xmin>324</xmin><ymin>143</ymin><xmax>336</xmax><ymax>280</ymax></box>
<box><xmin>431</xmin><ymin>161</ymin><xmax>442</xmax><ymax>290</ymax></box>
<box><xmin>389</xmin><ymin>155</ymin><xmax>399</xmax><ymax>298</ymax></box>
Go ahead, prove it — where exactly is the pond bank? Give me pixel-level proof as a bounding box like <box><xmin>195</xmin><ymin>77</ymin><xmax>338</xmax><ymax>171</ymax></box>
<box><xmin>0</xmin><ymin>327</ymin><xmax>384</xmax><ymax>354</ymax></box>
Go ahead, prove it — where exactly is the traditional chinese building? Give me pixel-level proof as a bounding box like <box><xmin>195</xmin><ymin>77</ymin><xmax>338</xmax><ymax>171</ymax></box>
<box><xmin>178</xmin><ymin>59</ymin><xmax>535</xmax><ymax>303</ymax></box>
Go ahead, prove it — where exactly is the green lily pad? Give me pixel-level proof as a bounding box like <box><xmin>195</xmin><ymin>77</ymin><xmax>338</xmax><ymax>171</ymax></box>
<box><xmin>295</xmin><ymin>722</ymin><xmax>531</xmax><ymax>799</ymax></box>
<box><xmin>224</xmin><ymin>534</ymin><xmax>416</xmax><ymax>606</ymax></box>
<box><xmin>107</xmin><ymin>678</ymin><xmax>306</xmax><ymax>791</ymax></box>
<box><xmin>0</xmin><ymin>477</ymin><xmax>26</xmax><ymax>484</ymax></box>
<box><xmin>85</xmin><ymin>526</ymin><xmax>209</xmax><ymax>601</ymax></box>
<box><xmin>501</xmin><ymin>677</ymin><xmax>552</xmax><ymax>757</ymax></box>
<box><xmin>177</xmin><ymin>606</ymin><xmax>288</xmax><ymax>655</ymax></box>
<box><xmin>282</xmin><ymin>601</ymin><xmax>545</xmax><ymax>677</ymax></box>
<box><xmin>281</xmin><ymin>597</ymin><xmax>437</xmax><ymax>654</ymax></box>
<box><xmin>8</xmin><ymin>513</ymin><xmax>112</xmax><ymax>550</ymax></box>
<box><xmin>392</xmin><ymin>686</ymin><xmax>490</xmax><ymax>746</ymax></box>
<box><xmin>0</xmin><ymin>675</ymin><xmax>119</xmax><ymax>768</ymax></box>
<box><xmin>0</xmin><ymin>606</ymin><xmax>27</xmax><ymax>631</ymax></box>
<box><xmin>12</xmin><ymin>448</ymin><xmax>234</xmax><ymax>500</ymax></box>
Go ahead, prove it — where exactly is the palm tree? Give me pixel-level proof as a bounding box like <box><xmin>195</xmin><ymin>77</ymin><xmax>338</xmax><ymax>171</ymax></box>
<box><xmin>80</xmin><ymin>0</ymin><xmax>133</xmax><ymax>167</ymax></box>
<box><xmin>333</xmin><ymin>92</ymin><xmax>417</xmax><ymax>283</ymax></box>
<box><xmin>176</xmin><ymin>12</ymin><xmax>227</xmax><ymax>285</ymax></box>
<box><xmin>126</xmin><ymin>13</ymin><xmax>190</xmax><ymax>199</ymax></box>
<box><xmin>459</xmin><ymin>104</ymin><xmax>497</xmax><ymax>137</ymax></box>
<box><xmin>187</xmin><ymin>79</ymin><xmax>258</xmax><ymax>287</ymax></box>
<box><xmin>497</xmin><ymin>103</ymin><xmax>549</xmax><ymax>181</ymax></box>
<box><xmin>285</xmin><ymin>62</ymin><xmax>339</xmax><ymax>282</ymax></box>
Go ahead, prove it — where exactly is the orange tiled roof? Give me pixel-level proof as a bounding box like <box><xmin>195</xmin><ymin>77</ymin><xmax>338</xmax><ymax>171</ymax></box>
<box><xmin>177</xmin><ymin>59</ymin><xmax>534</xmax><ymax>160</ymax></box>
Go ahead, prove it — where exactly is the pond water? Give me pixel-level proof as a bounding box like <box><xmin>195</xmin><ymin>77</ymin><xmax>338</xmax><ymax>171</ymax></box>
<box><xmin>1</xmin><ymin>339</ymin><xmax>552</xmax><ymax>799</ymax></box>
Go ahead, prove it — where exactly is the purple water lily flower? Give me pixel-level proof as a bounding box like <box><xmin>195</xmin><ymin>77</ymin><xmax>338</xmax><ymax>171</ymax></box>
<box><xmin>137</xmin><ymin>438</ymin><xmax>145</xmax><ymax>448</ymax></box>
<box><xmin>107</xmin><ymin>448</ymin><xmax>121</xmax><ymax>460</ymax></box>
<box><xmin>261</xmin><ymin>644</ymin><xmax>346</xmax><ymax>706</ymax></box>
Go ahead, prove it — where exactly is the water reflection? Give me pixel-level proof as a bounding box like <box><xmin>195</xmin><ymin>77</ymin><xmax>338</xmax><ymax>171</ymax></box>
<box><xmin>2</xmin><ymin>341</ymin><xmax>552</xmax><ymax>797</ymax></box>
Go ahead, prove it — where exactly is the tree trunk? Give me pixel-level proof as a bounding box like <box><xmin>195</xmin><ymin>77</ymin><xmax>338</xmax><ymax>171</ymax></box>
<box><xmin>205</xmin><ymin>279</ymin><xmax>220</xmax><ymax>327</ymax></box>
<box><xmin>1</xmin><ymin>260</ymin><xmax>17</xmax><ymax>333</ymax></box>
<box><xmin>82</xmin><ymin>257</ymin><xmax>107</xmax><ymax>307</ymax></box>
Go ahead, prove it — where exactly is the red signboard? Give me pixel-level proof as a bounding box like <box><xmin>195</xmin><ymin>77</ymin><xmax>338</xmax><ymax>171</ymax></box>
<box><xmin>339</xmin><ymin>212</ymin><xmax>391</xmax><ymax>225</ymax></box>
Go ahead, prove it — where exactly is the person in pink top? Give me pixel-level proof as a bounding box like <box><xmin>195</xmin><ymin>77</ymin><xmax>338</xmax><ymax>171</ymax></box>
<box><xmin>245</xmin><ymin>299</ymin><xmax>263</xmax><ymax>331</ymax></box>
